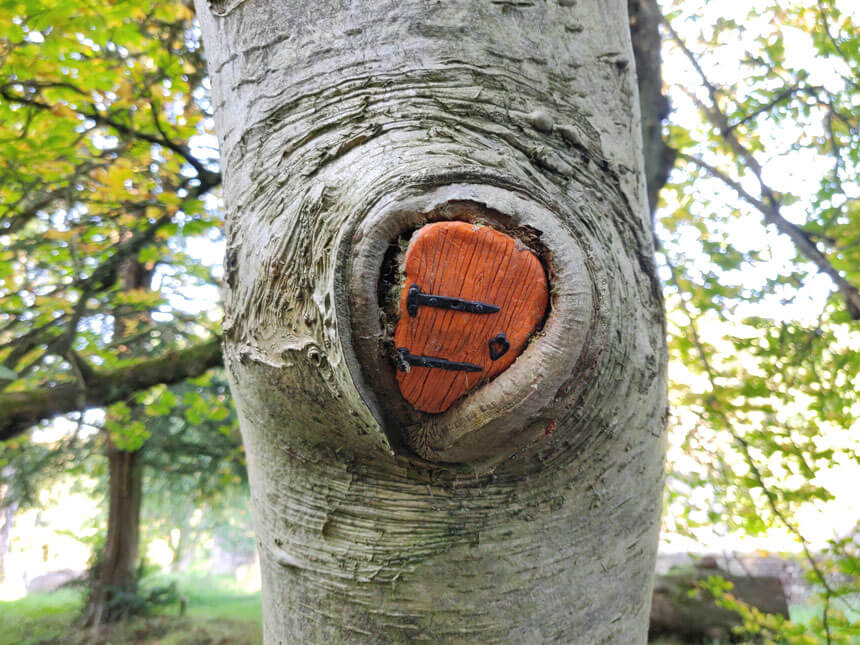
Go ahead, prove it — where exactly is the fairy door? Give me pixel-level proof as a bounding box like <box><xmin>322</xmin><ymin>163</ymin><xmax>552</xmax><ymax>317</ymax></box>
<box><xmin>393</xmin><ymin>221</ymin><xmax>549</xmax><ymax>413</ymax></box>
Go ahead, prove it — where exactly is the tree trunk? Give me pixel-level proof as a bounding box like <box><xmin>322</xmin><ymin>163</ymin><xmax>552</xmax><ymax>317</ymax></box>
<box><xmin>169</xmin><ymin>526</ymin><xmax>185</xmax><ymax>574</ymax></box>
<box><xmin>83</xmin><ymin>443</ymin><xmax>143</xmax><ymax>626</ymax></box>
<box><xmin>84</xmin><ymin>257</ymin><xmax>152</xmax><ymax>626</ymax></box>
<box><xmin>197</xmin><ymin>1</ymin><xmax>667</xmax><ymax>642</ymax></box>
<box><xmin>628</xmin><ymin>0</ymin><xmax>676</xmax><ymax>216</ymax></box>
<box><xmin>0</xmin><ymin>479</ymin><xmax>16</xmax><ymax>582</ymax></box>
<box><xmin>169</xmin><ymin>521</ymin><xmax>201</xmax><ymax>574</ymax></box>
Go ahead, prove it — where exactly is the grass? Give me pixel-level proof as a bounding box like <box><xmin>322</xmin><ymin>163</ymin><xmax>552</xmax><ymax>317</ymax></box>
<box><xmin>144</xmin><ymin>572</ymin><xmax>263</xmax><ymax>623</ymax></box>
<box><xmin>0</xmin><ymin>588</ymin><xmax>83</xmax><ymax>645</ymax></box>
<box><xmin>0</xmin><ymin>574</ymin><xmax>262</xmax><ymax>645</ymax></box>
<box><xmin>2</xmin><ymin>576</ymin><xmax>853</xmax><ymax>644</ymax></box>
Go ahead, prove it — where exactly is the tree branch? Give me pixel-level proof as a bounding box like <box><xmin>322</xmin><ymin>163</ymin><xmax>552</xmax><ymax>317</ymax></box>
<box><xmin>0</xmin><ymin>338</ymin><xmax>223</xmax><ymax>442</ymax></box>
<box><xmin>724</xmin><ymin>85</ymin><xmax>800</xmax><ymax>133</ymax></box>
<box><xmin>679</xmin><ymin>152</ymin><xmax>860</xmax><ymax>319</ymax></box>
<box><xmin>0</xmin><ymin>85</ymin><xmax>221</xmax><ymax>189</ymax></box>
<box><xmin>665</xmin><ymin>17</ymin><xmax>860</xmax><ymax>319</ymax></box>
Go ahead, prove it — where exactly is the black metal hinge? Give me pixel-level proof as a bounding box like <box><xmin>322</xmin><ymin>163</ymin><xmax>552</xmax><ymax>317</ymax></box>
<box><xmin>406</xmin><ymin>284</ymin><xmax>500</xmax><ymax>317</ymax></box>
<box><xmin>396</xmin><ymin>348</ymin><xmax>482</xmax><ymax>373</ymax></box>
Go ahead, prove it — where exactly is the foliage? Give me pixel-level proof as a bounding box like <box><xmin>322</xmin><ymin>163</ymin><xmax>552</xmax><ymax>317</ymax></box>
<box><xmin>0</xmin><ymin>370</ymin><xmax>242</xmax><ymax>507</ymax></box>
<box><xmin>82</xmin><ymin>572</ymin><xmax>183</xmax><ymax>624</ymax></box>
<box><xmin>0</xmin><ymin>0</ymin><xmax>228</xmax><ymax>622</ymax></box>
<box><xmin>698</xmin><ymin>573</ymin><xmax>860</xmax><ymax>644</ymax></box>
<box><xmin>0</xmin><ymin>423</ymin><xmax>98</xmax><ymax>507</ymax></box>
<box><xmin>0</xmin><ymin>0</ymin><xmax>222</xmax><ymax>443</ymax></box>
<box><xmin>0</xmin><ymin>370</ymin><xmax>246</xmax><ymax>622</ymax></box>
<box><xmin>138</xmin><ymin>372</ymin><xmax>251</xmax><ymax>570</ymax></box>
<box><xmin>660</xmin><ymin>0</ymin><xmax>860</xmax><ymax>640</ymax></box>
<box><xmin>88</xmin><ymin>372</ymin><xmax>244</xmax><ymax>616</ymax></box>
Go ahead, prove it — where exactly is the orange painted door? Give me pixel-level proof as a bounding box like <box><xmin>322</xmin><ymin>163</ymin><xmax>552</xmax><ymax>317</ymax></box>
<box><xmin>394</xmin><ymin>221</ymin><xmax>549</xmax><ymax>413</ymax></box>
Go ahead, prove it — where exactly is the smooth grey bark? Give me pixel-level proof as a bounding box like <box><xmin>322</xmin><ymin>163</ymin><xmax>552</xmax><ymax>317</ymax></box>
<box><xmin>197</xmin><ymin>1</ymin><xmax>667</xmax><ymax>642</ymax></box>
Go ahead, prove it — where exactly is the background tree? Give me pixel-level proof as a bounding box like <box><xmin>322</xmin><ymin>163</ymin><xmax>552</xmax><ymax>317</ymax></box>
<box><xmin>0</xmin><ymin>370</ymin><xmax>243</xmax><ymax>623</ymax></box>
<box><xmin>0</xmin><ymin>0</ymin><xmax>227</xmax><ymax>625</ymax></box>
<box><xmin>139</xmin><ymin>374</ymin><xmax>247</xmax><ymax>574</ymax></box>
<box><xmin>0</xmin><ymin>0</ymin><xmax>222</xmax><ymax>441</ymax></box>
<box><xmin>659</xmin><ymin>1</ymin><xmax>860</xmax><ymax>640</ymax></box>
<box><xmin>79</xmin><ymin>371</ymin><xmax>241</xmax><ymax>625</ymax></box>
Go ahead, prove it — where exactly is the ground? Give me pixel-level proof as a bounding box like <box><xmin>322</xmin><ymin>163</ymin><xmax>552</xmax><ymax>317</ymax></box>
<box><xmin>0</xmin><ymin>571</ymin><xmax>841</xmax><ymax>644</ymax></box>
<box><xmin>0</xmin><ymin>574</ymin><xmax>261</xmax><ymax>645</ymax></box>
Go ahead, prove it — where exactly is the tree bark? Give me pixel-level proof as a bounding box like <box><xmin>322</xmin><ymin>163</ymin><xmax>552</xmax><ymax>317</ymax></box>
<box><xmin>197</xmin><ymin>1</ymin><xmax>667</xmax><ymax>642</ymax></box>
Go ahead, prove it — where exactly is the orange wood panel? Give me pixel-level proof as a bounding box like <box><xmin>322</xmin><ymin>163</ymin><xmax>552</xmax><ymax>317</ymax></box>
<box><xmin>393</xmin><ymin>221</ymin><xmax>549</xmax><ymax>413</ymax></box>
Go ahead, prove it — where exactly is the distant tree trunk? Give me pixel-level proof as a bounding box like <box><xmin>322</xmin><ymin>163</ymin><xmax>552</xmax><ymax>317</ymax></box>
<box><xmin>168</xmin><ymin>526</ymin><xmax>185</xmax><ymax>574</ymax></box>
<box><xmin>628</xmin><ymin>0</ymin><xmax>676</xmax><ymax>216</ymax></box>
<box><xmin>197</xmin><ymin>0</ymin><xmax>669</xmax><ymax>642</ymax></box>
<box><xmin>169</xmin><ymin>521</ymin><xmax>202</xmax><ymax>574</ymax></box>
<box><xmin>83</xmin><ymin>257</ymin><xmax>152</xmax><ymax>626</ymax></box>
<box><xmin>83</xmin><ymin>443</ymin><xmax>143</xmax><ymax>626</ymax></box>
<box><xmin>0</xmin><ymin>481</ymin><xmax>16</xmax><ymax>581</ymax></box>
